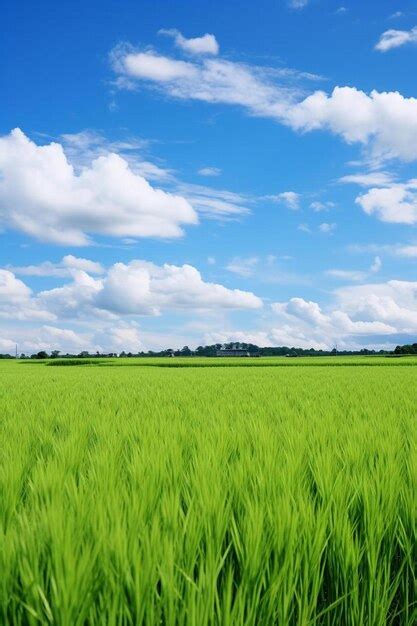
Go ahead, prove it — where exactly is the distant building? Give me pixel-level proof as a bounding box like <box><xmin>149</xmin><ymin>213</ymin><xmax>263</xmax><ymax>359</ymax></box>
<box><xmin>216</xmin><ymin>348</ymin><xmax>251</xmax><ymax>357</ymax></box>
<box><xmin>216</xmin><ymin>343</ymin><xmax>258</xmax><ymax>357</ymax></box>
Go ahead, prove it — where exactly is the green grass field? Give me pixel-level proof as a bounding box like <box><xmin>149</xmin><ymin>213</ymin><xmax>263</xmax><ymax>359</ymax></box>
<box><xmin>1</xmin><ymin>357</ymin><xmax>416</xmax><ymax>625</ymax></box>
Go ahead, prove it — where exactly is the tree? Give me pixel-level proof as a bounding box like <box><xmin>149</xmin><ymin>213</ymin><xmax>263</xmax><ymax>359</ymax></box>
<box><xmin>33</xmin><ymin>351</ymin><xmax>48</xmax><ymax>360</ymax></box>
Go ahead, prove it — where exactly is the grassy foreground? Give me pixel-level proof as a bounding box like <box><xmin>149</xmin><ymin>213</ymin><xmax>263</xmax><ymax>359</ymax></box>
<box><xmin>0</xmin><ymin>358</ymin><xmax>416</xmax><ymax>625</ymax></box>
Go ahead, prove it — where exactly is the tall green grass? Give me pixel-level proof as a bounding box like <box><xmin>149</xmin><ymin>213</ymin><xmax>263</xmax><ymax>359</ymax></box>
<box><xmin>0</xmin><ymin>360</ymin><xmax>415</xmax><ymax>624</ymax></box>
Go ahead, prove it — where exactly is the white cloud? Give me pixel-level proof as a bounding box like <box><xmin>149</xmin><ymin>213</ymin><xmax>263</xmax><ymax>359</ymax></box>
<box><xmin>288</xmin><ymin>0</ymin><xmax>309</xmax><ymax>9</ymax></box>
<box><xmin>207</xmin><ymin>286</ymin><xmax>403</xmax><ymax>350</ymax></box>
<box><xmin>9</xmin><ymin>255</ymin><xmax>104</xmax><ymax>277</ymax></box>
<box><xmin>113</xmin><ymin>41</ymin><xmax>417</xmax><ymax>163</ymax></box>
<box><xmin>310</xmin><ymin>200</ymin><xmax>335</xmax><ymax>212</ymax></box>
<box><xmin>38</xmin><ymin>270</ymin><xmax>104</xmax><ymax>319</ymax></box>
<box><xmin>272</xmin><ymin>295</ymin><xmax>396</xmax><ymax>344</ymax></box>
<box><xmin>389</xmin><ymin>12</ymin><xmax>404</xmax><ymax>20</ymax></box>
<box><xmin>375</xmin><ymin>27</ymin><xmax>417</xmax><ymax>52</ymax></box>
<box><xmin>95</xmin><ymin>261</ymin><xmax>262</xmax><ymax>314</ymax></box>
<box><xmin>326</xmin><ymin>256</ymin><xmax>382</xmax><ymax>282</ymax></box>
<box><xmin>61</xmin><ymin>130</ymin><xmax>246</xmax><ymax>220</ymax></box>
<box><xmin>394</xmin><ymin>245</ymin><xmax>417</xmax><ymax>257</ymax></box>
<box><xmin>226</xmin><ymin>255</ymin><xmax>310</xmax><ymax>286</ymax></box>
<box><xmin>0</xmin><ymin>260</ymin><xmax>262</xmax><ymax>351</ymax></box>
<box><xmin>326</xmin><ymin>269</ymin><xmax>367</xmax><ymax>282</ymax></box>
<box><xmin>268</xmin><ymin>191</ymin><xmax>301</xmax><ymax>209</ymax></box>
<box><xmin>319</xmin><ymin>222</ymin><xmax>337</xmax><ymax>233</ymax></box>
<box><xmin>339</xmin><ymin>171</ymin><xmax>395</xmax><ymax>186</ymax></box>
<box><xmin>370</xmin><ymin>255</ymin><xmax>382</xmax><ymax>273</ymax></box>
<box><xmin>284</xmin><ymin>297</ymin><xmax>328</xmax><ymax>326</ymax></box>
<box><xmin>285</xmin><ymin>87</ymin><xmax>417</xmax><ymax>162</ymax></box>
<box><xmin>19</xmin><ymin>260</ymin><xmax>262</xmax><ymax>321</ymax></box>
<box><xmin>7</xmin><ymin>325</ymin><xmax>92</xmax><ymax>354</ymax></box>
<box><xmin>226</xmin><ymin>256</ymin><xmax>259</xmax><ymax>277</ymax></box>
<box><xmin>298</xmin><ymin>223</ymin><xmax>311</xmax><ymax>233</ymax></box>
<box><xmin>159</xmin><ymin>29</ymin><xmax>219</xmax><ymax>55</ymax></box>
<box><xmin>356</xmin><ymin>179</ymin><xmax>417</xmax><ymax>224</ymax></box>
<box><xmin>5</xmin><ymin>266</ymin><xmax>417</xmax><ymax>353</ymax></box>
<box><xmin>103</xmin><ymin>325</ymin><xmax>143</xmax><ymax>352</ymax></box>
<box><xmin>0</xmin><ymin>129</ymin><xmax>197</xmax><ymax>245</ymax></box>
<box><xmin>348</xmin><ymin>242</ymin><xmax>417</xmax><ymax>258</ymax></box>
<box><xmin>2</xmin><ymin>322</ymin><xmax>185</xmax><ymax>355</ymax></box>
<box><xmin>0</xmin><ymin>269</ymin><xmax>31</xmax><ymax>304</ymax></box>
<box><xmin>60</xmin><ymin>130</ymin><xmax>173</xmax><ymax>182</ymax></box>
<box><xmin>335</xmin><ymin>281</ymin><xmax>417</xmax><ymax>333</ymax></box>
<box><xmin>0</xmin><ymin>269</ymin><xmax>54</xmax><ymax>321</ymax></box>
<box><xmin>177</xmin><ymin>182</ymin><xmax>250</xmax><ymax>218</ymax></box>
<box><xmin>198</xmin><ymin>167</ymin><xmax>222</xmax><ymax>176</ymax></box>
<box><xmin>111</xmin><ymin>44</ymin><xmax>316</xmax><ymax>124</ymax></box>
<box><xmin>120</xmin><ymin>51</ymin><xmax>196</xmax><ymax>82</ymax></box>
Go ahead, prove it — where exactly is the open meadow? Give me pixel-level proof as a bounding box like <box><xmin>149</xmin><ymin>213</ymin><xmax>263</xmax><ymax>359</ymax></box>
<box><xmin>0</xmin><ymin>357</ymin><xmax>416</xmax><ymax>625</ymax></box>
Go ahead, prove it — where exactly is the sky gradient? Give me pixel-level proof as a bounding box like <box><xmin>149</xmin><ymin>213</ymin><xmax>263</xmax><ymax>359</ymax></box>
<box><xmin>2</xmin><ymin>0</ymin><xmax>417</xmax><ymax>354</ymax></box>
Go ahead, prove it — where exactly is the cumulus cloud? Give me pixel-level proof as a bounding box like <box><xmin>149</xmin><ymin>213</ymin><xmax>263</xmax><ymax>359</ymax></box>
<box><xmin>0</xmin><ymin>129</ymin><xmax>197</xmax><ymax>245</ymax></box>
<box><xmin>59</xmin><ymin>129</ymin><xmax>247</xmax><ymax>219</ymax></box>
<box><xmin>205</xmin><ymin>290</ymin><xmax>398</xmax><ymax>350</ymax></box>
<box><xmin>112</xmin><ymin>39</ymin><xmax>417</xmax><ymax>163</ymax></box>
<box><xmin>335</xmin><ymin>281</ymin><xmax>417</xmax><ymax>332</ymax></box>
<box><xmin>5</xmin><ymin>264</ymin><xmax>417</xmax><ymax>352</ymax></box>
<box><xmin>159</xmin><ymin>29</ymin><xmax>219</xmax><ymax>55</ymax></box>
<box><xmin>0</xmin><ymin>269</ymin><xmax>31</xmax><ymax>304</ymax></box>
<box><xmin>272</xmin><ymin>296</ymin><xmax>396</xmax><ymax>346</ymax></box>
<box><xmin>4</xmin><ymin>259</ymin><xmax>262</xmax><ymax>322</ymax></box>
<box><xmin>38</xmin><ymin>270</ymin><xmax>104</xmax><ymax>319</ymax></box>
<box><xmin>0</xmin><ymin>260</ymin><xmax>262</xmax><ymax>353</ymax></box>
<box><xmin>375</xmin><ymin>27</ymin><xmax>417</xmax><ymax>52</ymax></box>
<box><xmin>285</xmin><ymin>87</ymin><xmax>417</xmax><ymax>162</ymax></box>
<box><xmin>95</xmin><ymin>261</ymin><xmax>262</xmax><ymax>314</ymax></box>
<box><xmin>356</xmin><ymin>180</ymin><xmax>417</xmax><ymax>224</ymax></box>
<box><xmin>0</xmin><ymin>269</ymin><xmax>53</xmax><ymax>321</ymax></box>
<box><xmin>102</xmin><ymin>325</ymin><xmax>143</xmax><ymax>352</ymax></box>
<box><xmin>60</xmin><ymin>130</ymin><xmax>172</xmax><ymax>181</ymax></box>
<box><xmin>268</xmin><ymin>279</ymin><xmax>417</xmax><ymax>349</ymax></box>
<box><xmin>0</xmin><ymin>325</ymin><xmax>92</xmax><ymax>355</ymax></box>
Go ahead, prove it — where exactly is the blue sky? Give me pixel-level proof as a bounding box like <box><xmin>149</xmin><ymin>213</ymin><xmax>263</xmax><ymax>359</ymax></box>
<box><xmin>2</xmin><ymin>0</ymin><xmax>417</xmax><ymax>353</ymax></box>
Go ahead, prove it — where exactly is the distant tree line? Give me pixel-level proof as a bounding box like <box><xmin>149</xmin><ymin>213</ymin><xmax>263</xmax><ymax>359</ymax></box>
<box><xmin>1</xmin><ymin>340</ymin><xmax>409</xmax><ymax>360</ymax></box>
<box><xmin>393</xmin><ymin>342</ymin><xmax>417</xmax><ymax>355</ymax></box>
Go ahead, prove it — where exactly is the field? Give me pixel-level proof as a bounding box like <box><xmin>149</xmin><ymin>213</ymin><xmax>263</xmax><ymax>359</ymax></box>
<box><xmin>0</xmin><ymin>357</ymin><xmax>416</xmax><ymax>625</ymax></box>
